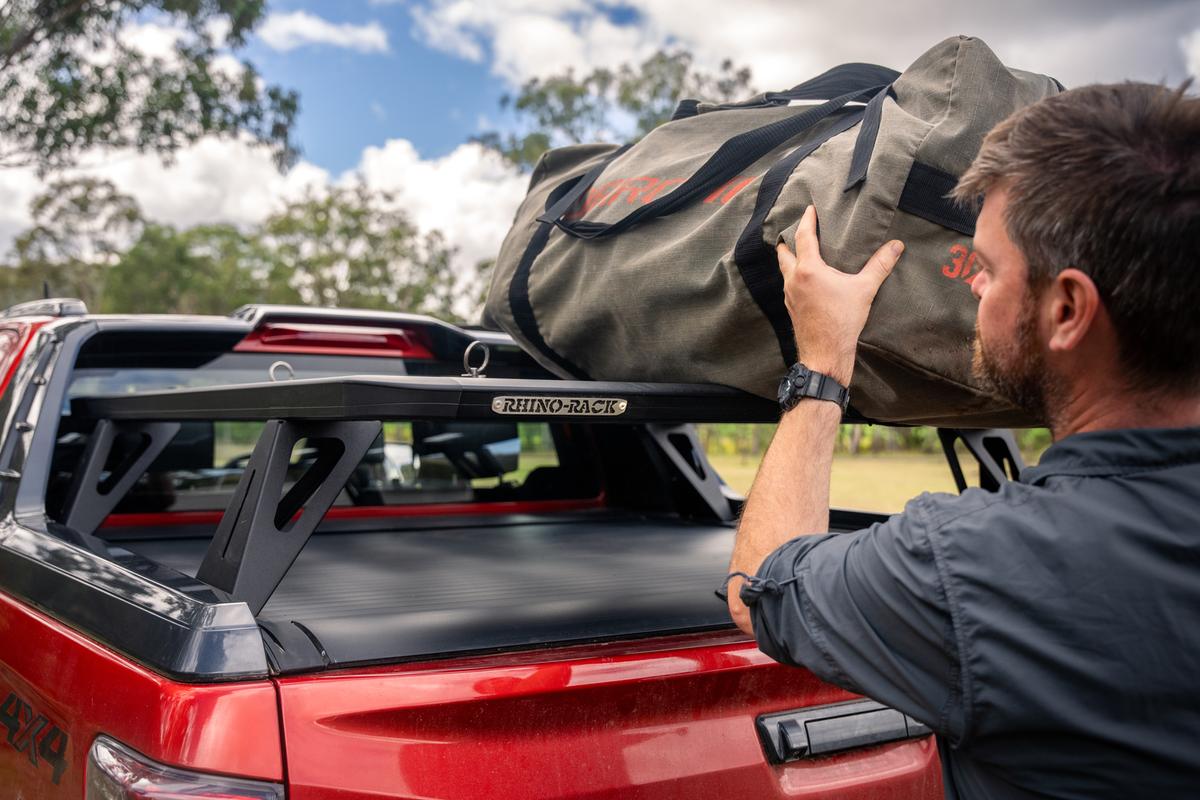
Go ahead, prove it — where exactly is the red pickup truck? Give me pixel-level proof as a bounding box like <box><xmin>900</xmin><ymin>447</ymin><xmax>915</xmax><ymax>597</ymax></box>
<box><xmin>0</xmin><ymin>300</ymin><xmax>1019</xmax><ymax>798</ymax></box>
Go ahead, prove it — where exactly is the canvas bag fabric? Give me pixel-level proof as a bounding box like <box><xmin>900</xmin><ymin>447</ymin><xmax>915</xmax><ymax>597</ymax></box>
<box><xmin>483</xmin><ymin>36</ymin><xmax>1061</xmax><ymax>427</ymax></box>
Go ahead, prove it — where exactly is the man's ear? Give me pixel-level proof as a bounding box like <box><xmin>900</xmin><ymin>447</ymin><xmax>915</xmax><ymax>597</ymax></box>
<box><xmin>1045</xmin><ymin>268</ymin><xmax>1103</xmax><ymax>353</ymax></box>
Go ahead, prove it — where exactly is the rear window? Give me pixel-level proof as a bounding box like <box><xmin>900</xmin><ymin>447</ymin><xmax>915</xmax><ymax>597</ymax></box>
<box><xmin>49</xmin><ymin>354</ymin><xmax>600</xmax><ymax>520</ymax></box>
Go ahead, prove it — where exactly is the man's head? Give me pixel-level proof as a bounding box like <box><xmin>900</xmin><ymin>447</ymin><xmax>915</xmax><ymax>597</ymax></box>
<box><xmin>954</xmin><ymin>82</ymin><xmax>1200</xmax><ymax>427</ymax></box>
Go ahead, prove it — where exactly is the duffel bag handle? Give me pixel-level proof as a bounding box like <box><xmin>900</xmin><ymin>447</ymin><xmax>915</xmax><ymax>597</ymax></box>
<box><xmin>671</xmin><ymin>62</ymin><xmax>900</xmax><ymax>117</ymax></box>
<box><xmin>538</xmin><ymin>83</ymin><xmax>889</xmax><ymax>240</ymax></box>
<box><xmin>764</xmin><ymin>62</ymin><xmax>900</xmax><ymax>105</ymax></box>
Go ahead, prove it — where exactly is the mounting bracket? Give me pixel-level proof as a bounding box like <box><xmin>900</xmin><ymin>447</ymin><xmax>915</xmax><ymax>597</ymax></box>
<box><xmin>196</xmin><ymin>418</ymin><xmax>382</xmax><ymax>614</ymax></box>
<box><xmin>938</xmin><ymin>428</ymin><xmax>1025</xmax><ymax>492</ymax></box>
<box><xmin>60</xmin><ymin>419</ymin><xmax>182</xmax><ymax>538</ymax></box>
<box><xmin>647</xmin><ymin>423</ymin><xmax>735</xmax><ymax>522</ymax></box>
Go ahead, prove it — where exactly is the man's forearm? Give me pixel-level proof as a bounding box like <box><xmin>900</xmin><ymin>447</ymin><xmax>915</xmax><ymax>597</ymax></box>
<box><xmin>723</xmin><ymin>204</ymin><xmax>902</xmax><ymax>637</ymax></box>
<box><xmin>727</xmin><ymin>400</ymin><xmax>842</xmax><ymax>634</ymax></box>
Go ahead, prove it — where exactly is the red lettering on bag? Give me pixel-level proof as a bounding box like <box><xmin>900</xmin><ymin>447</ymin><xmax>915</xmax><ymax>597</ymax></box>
<box><xmin>704</xmin><ymin>176</ymin><xmax>755</xmax><ymax>204</ymax></box>
<box><xmin>563</xmin><ymin>173</ymin><xmax>754</xmax><ymax>220</ymax></box>
<box><xmin>941</xmin><ymin>243</ymin><xmax>979</xmax><ymax>285</ymax></box>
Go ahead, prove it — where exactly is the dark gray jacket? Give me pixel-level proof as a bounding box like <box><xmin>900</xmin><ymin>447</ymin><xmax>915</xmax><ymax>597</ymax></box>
<box><xmin>744</xmin><ymin>427</ymin><xmax>1200</xmax><ymax>799</ymax></box>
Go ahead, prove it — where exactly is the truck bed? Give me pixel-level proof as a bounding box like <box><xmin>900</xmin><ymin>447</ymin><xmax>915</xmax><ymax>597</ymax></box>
<box><xmin>119</xmin><ymin>512</ymin><xmax>742</xmax><ymax>667</ymax></box>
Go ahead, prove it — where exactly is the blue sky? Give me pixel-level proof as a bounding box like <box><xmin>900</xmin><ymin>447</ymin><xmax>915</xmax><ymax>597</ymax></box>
<box><xmin>238</xmin><ymin>0</ymin><xmax>1197</xmax><ymax>174</ymax></box>
<box><xmin>245</xmin><ymin>1</ymin><xmax>513</xmax><ymax>172</ymax></box>
<box><xmin>242</xmin><ymin>0</ymin><xmax>652</xmax><ymax>173</ymax></box>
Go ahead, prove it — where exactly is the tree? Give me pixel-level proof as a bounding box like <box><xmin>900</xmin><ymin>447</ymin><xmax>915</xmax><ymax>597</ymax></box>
<box><xmin>0</xmin><ymin>176</ymin><xmax>143</xmax><ymax>307</ymax></box>
<box><xmin>261</xmin><ymin>184</ymin><xmax>463</xmax><ymax>320</ymax></box>
<box><xmin>0</xmin><ymin>0</ymin><xmax>299</xmax><ymax>173</ymax></box>
<box><xmin>477</xmin><ymin>50</ymin><xmax>755</xmax><ymax>170</ymax></box>
<box><xmin>101</xmin><ymin>222</ymin><xmax>278</xmax><ymax>314</ymax></box>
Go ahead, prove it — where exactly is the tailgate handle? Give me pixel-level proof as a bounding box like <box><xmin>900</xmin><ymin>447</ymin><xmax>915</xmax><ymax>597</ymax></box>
<box><xmin>757</xmin><ymin>699</ymin><xmax>932</xmax><ymax>763</ymax></box>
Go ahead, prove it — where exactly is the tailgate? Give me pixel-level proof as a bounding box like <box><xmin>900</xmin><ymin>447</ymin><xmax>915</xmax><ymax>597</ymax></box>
<box><xmin>274</xmin><ymin>632</ymin><xmax>941</xmax><ymax>799</ymax></box>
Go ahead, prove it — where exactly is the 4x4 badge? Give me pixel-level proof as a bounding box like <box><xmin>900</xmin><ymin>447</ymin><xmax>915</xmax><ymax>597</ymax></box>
<box><xmin>492</xmin><ymin>396</ymin><xmax>628</xmax><ymax>416</ymax></box>
<box><xmin>0</xmin><ymin>691</ymin><xmax>69</xmax><ymax>784</ymax></box>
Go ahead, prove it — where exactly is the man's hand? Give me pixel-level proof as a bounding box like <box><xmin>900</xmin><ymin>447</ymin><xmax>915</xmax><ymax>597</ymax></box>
<box><xmin>778</xmin><ymin>205</ymin><xmax>904</xmax><ymax>385</ymax></box>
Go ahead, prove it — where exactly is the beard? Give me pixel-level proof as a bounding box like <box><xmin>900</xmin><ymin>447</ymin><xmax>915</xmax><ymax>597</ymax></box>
<box><xmin>972</xmin><ymin>295</ymin><xmax>1055</xmax><ymax>423</ymax></box>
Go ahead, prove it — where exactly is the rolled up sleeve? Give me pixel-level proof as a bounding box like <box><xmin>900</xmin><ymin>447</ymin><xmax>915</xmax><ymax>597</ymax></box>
<box><xmin>744</xmin><ymin>495</ymin><xmax>967</xmax><ymax>743</ymax></box>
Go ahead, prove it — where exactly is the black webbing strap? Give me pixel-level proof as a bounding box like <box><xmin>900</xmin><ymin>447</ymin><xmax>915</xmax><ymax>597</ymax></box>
<box><xmin>509</xmin><ymin>153</ymin><xmax>626</xmax><ymax>379</ymax></box>
<box><xmin>732</xmin><ymin>108</ymin><xmax>868</xmax><ymax>369</ymax></box>
<box><xmin>538</xmin><ymin>85</ymin><xmax>888</xmax><ymax>240</ymax></box>
<box><xmin>898</xmin><ymin>161</ymin><xmax>977</xmax><ymax>236</ymax></box>
<box><xmin>763</xmin><ymin>62</ymin><xmax>900</xmax><ymax>105</ymax></box>
<box><xmin>671</xmin><ymin>98</ymin><xmax>700</xmax><ymax>120</ymax></box>
<box><xmin>844</xmin><ymin>86</ymin><xmax>895</xmax><ymax>191</ymax></box>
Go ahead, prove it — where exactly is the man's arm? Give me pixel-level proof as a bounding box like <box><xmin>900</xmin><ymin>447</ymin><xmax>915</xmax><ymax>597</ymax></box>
<box><xmin>727</xmin><ymin>206</ymin><xmax>904</xmax><ymax>635</ymax></box>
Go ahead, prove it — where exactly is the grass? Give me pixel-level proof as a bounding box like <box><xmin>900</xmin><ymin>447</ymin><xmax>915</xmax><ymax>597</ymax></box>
<box><xmin>708</xmin><ymin>451</ymin><xmax>961</xmax><ymax>513</ymax></box>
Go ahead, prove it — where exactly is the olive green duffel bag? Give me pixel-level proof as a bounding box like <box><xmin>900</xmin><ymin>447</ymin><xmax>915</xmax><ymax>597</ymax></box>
<box><xmin>483</xmin><ymin>36</ymin><xmax>1060</xmax><ymax>427</ymax></box>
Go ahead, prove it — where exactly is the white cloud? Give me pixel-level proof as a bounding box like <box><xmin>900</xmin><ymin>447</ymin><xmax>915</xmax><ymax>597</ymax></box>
<box><xmin>0</xmin><ymin>135</ymin><xmax>524</xmax><ymax>318</ymax></box>
<box><xmin>1183</xmin><ymin>29</ymin><xmax>1200</xmax><ymax>79</ymax></box>
<box><xmin>411</xmin><ymin>3</ymin><xmax>486</xmax><ymax>61</ymax></box>
<box><xmin>71</xmin><ymin>138</ymin><xmax>329</xmax><ymax>230</ymax></box>
<box><xmin>352</xmin><ymin>139</ymin><xmax>527</xmax><ymax>270</ymax></box>
<box><xmin>409</xmin><ymin>0</ymin><xmax>1197</xmax><ymax>89</ymax></box>
<box><xmin>259</xmin><ymin>11</ymin><xmax>389</xmax><ymax>53</ymax></box>
<box><xmin>0</xmin><ymin>166</ymin><xmax>44</xmax><ymax>255</ymax></box>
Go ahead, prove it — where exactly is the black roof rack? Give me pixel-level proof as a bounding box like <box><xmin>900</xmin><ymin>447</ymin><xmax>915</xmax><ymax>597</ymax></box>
<box><xmin>72</xmin><ymin>374</ymin><xmax>784</xmax><ymax>424</ymax></box>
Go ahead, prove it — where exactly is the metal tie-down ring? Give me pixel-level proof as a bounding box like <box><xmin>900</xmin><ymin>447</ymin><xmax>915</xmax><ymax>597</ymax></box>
<box><xmin>269</xmin><ymin>360</ymin><xmax>296</xmax><ymax>382</ymax></box>
<box><xmin>462</xmin><ymin>341</ymin><xmax>490</xmax><ymax>378</ymax></box>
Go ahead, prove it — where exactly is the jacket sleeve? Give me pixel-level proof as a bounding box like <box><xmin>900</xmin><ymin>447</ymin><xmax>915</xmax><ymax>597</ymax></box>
<box><xmin>744</xmin><ymin>494</ymin><xmax>968</xmax><ymax>743</ymax></box>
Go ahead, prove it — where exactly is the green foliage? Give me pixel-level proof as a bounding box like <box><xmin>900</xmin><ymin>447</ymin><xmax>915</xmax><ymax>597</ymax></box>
<box><xmin>478</xmin><ymin>50</ymin><xmax>755</xmax><ymax>170</ymax></box>
<box><xmin>0</xmin><ymin>0</ymin><xmax>299</xmax><ymax>173</ymax></box>
<box><xmin>262</xmin><ymin>184</ymin><xmax>461</xmax><ymax>319</ymax></box>
<box><xmin>1</xmin><ymin>177</ymin><xmax>480</xmax><ymax>322</ymax></box>
<box><xmin>0</xmin><ymin>176</ymin><xmax>143</xmax><ymax>307</ymax></box>
<box><xmin>101</xmin><ymin>222</ymin><xmax>274</xmax><ymax>314</ymax></box>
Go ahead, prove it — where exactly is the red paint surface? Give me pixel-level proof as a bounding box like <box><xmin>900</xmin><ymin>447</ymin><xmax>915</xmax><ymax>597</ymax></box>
<box><xmin>0</xmin><ymin>320</ymin><xmax>48</xmax><ymax>394</ymax></box>
<box><xmin>0</xmin><ymin>590</ymin><xmax>283</xmax><ymax>797</ymax></box>
<box><xmin>102</xmin><ymin>497</ymin><xmax>607</xmax><ymax>529</ymax></box>
<box><xmin>234</xmin><ymin>322</ymin><xmax>435</xmax><ymax>359</ymax></box>
<box><xmin>276</xmin><ymin>630</ymin><xmax>943</xmax><ymax>799</ymax></box>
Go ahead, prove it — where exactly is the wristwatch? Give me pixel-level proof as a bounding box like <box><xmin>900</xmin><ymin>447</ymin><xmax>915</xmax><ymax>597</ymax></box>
<box><xmin>777</xmin><ymin>362</ymin><xmax>850</xmax><ymax>413</ymax></box>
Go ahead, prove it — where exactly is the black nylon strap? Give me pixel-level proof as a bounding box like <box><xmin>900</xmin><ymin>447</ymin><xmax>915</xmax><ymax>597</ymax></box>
<box><xmin>508</xmin><ymin>171</ymin><xmax>622</xmax><ymax>380</ymax></box>
<box><xmin>844</xmin><ymin>86</ymin><xmax>894</xmax><ymax>191</ymax></box>
<box><xmin>539</xmin><ymin>86</ymin><xmax>888</xmax><ymax>240</ymax></box>
<box><xmin>671</xmin><ymin>98</ymin><xmax>700</xmax><ymax>120</ymax></box>
<box><xmin>537</xmin><ymin>145</ymin><xmax>631</xmax><ymax>235</ymax></box>
<box><xmin>763</xmin><ymin>62</ymin><xmax>900</xmax><ymax>105</ymax></box>
<box><xmin>898</xmin><ymin>161</ymin><xmax>977</xmax><ymax>236</ymax></box>
<box><xmin>732</xmin><ymin>108</ymin><xmax>867</xmax><ymax>369</ymax></box>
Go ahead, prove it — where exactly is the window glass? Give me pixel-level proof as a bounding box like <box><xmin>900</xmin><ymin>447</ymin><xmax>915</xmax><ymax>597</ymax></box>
<box><xmin>53</xmin><ymin>357</ymin><xmax>593</xmax><ymax>518</ymax></box>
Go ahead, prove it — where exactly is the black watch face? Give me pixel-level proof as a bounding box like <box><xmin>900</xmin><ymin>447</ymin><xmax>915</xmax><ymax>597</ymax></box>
<box><xmin>777</xmin><ymin>376</ymin><xmax>793</xmax><ymax>405</ymax></box>
<box><xmin>778</xmin><ymin>364</ymin><xmax>810</xmax><ymax>407</ymax></box>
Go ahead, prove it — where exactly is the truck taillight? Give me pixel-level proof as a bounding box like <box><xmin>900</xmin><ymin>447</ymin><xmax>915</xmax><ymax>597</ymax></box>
<box><xmin>234</xmin><ymin>321</ymin><xmax>435</xmax><ymax>359</ymax></box>
<box><xmin>86</xmin><ymin>736</ymin><xmax>283</xmax><ymax>800</ymax></box>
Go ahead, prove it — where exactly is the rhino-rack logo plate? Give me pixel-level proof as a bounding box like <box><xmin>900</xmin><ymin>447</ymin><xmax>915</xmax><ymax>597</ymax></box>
<box><xmin>491</xmin><ymin>396</ymin><xmax>628</xmax><ymax>416</ymax></box>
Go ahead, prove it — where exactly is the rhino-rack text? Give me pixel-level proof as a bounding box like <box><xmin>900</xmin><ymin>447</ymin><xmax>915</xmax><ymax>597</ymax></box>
<box><xmin>491</xmin><ymin>396</ymin><xmax>629</xmax><ymax>416</ymax></box>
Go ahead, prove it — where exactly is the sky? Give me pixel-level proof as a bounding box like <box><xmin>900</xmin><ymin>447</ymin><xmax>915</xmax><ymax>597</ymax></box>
<box><xmin>1</xmin><ymin>0</ymin><xmax>1197</xmax><ymax>297</ymax></box>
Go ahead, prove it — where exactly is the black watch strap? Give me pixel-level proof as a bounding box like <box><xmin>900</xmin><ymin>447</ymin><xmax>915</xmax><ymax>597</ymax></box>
<box><xmin>778</xmin><ymin>363</ymin><xmax>850</xmax><ymax>412</ymax></box>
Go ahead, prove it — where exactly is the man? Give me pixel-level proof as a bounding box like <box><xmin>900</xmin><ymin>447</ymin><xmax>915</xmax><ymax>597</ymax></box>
<box><xmin>725</xmin><ymin>82</ymin><xmax>1200</xmax><ymax>799</ymax></box>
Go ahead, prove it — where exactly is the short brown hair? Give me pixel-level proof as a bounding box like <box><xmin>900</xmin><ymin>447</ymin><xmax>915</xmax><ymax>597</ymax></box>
<box><xmin>954</xmin><ymin>81</ymin><xmax>1200</xmax><ymax>392</ymax></box>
